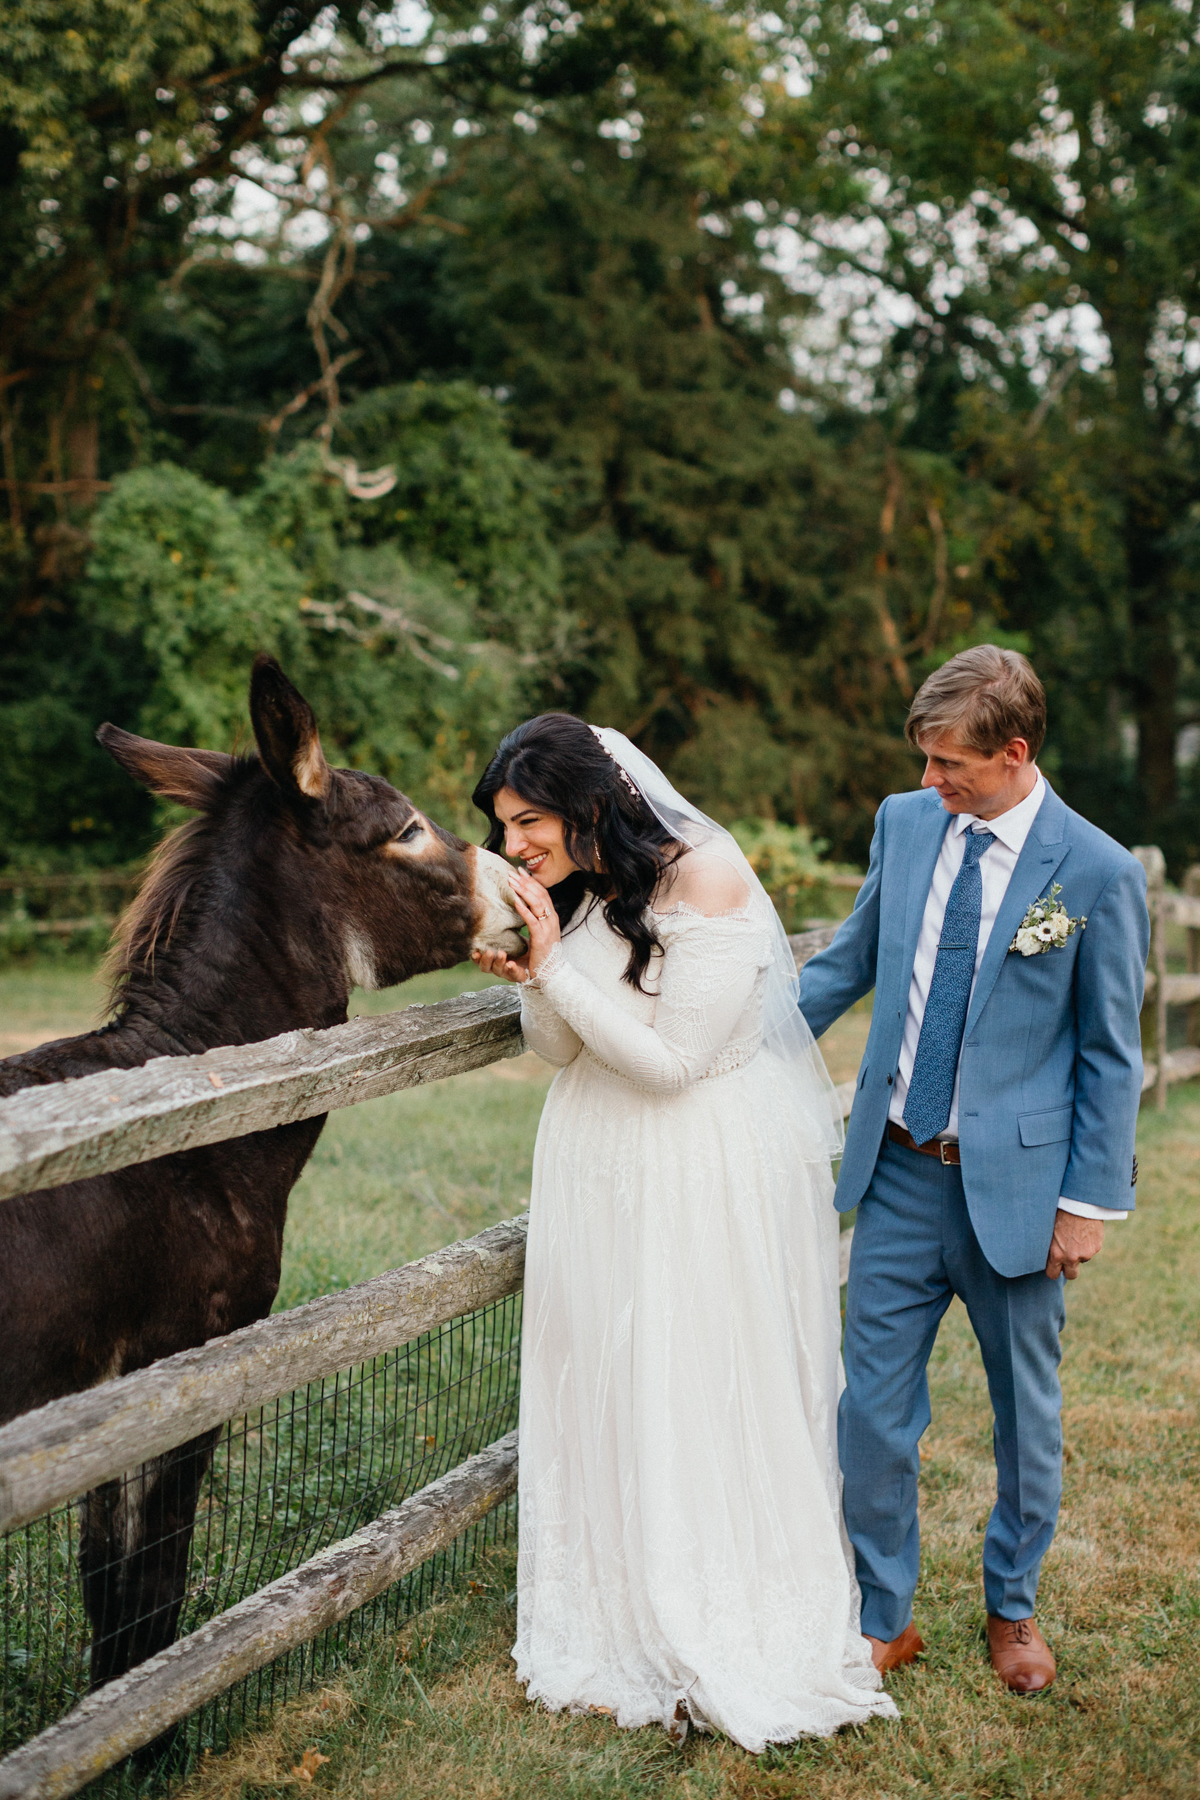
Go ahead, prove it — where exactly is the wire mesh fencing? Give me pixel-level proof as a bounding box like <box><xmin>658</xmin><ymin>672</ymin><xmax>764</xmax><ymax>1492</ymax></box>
<box><xmin>1</xmin><ymin>1289</ymin><xmax>522</xmax><ymax>1795</ymax></box>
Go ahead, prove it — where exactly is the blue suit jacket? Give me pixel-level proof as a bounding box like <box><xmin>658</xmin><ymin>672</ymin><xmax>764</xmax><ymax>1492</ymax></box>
<box><xmin>799</xmin><ymin>783</ymin><xmax>1149</xmax><ymax>1278</ymax></box>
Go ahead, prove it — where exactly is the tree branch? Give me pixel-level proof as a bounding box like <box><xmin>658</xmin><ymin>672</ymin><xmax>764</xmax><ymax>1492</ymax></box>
<box><xmin>873</xmin><ymin>453</ymin><xmax>912</xmax><ymax>694</ymax></box>
<box><xmin>103</xmin><ymin>335</ymin><xmax>270</xmax><ymax>422</ymax></box>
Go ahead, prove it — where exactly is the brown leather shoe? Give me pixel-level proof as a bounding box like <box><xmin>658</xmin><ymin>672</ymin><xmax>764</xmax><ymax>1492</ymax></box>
<box><xmin>987</xmin><ymin>1615</ymin><xmax>1056</xmax><ymax>1693</ymax></box>
<box><xmin>864</xmin><ymin>1621</ymin><xmax>925</xmax><ymax>1673</ymax></box>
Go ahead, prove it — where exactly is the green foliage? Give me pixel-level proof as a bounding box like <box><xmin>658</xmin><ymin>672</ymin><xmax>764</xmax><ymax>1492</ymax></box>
<box><xmin>65</xmin><ymin>385</ymin><xmax>569</xmax><ymax>841</ymax></box>
<box><xmin>0</xmin><ymin>696</ymin><xmax>125</xmax><ymax>865</ymax></box>
<box><xmin>804</xmin><ymin>0</ymin><xmax>1200</xmax><ymax>863</ymax></box>
<box><xmin>336</xmin><ymin>383</ymin><xmax>565</xmax><ymax>658</ymax></box>
<box><xmin>0</xmin><ymin>0</ymin><xmax>283</xmax><ymax>551</ymax></box>
<box><xmin>728</xmin><ymin>817</ymin><xmax>845</xmax><ymax>929</ymax></box>
<box><xmin>405</xmin><ymin>13</ymin><xmax>922</xmax><ymax>849</ymax></box>
<box><xmin>84</xmin><ymin>463</ymin><xmax>307</xmax><ymax>750</ymax></box>
<box><xmin>7</xmin><ymin>0</ymin><xmax>1200</xmax><ymax>873</ymax></box>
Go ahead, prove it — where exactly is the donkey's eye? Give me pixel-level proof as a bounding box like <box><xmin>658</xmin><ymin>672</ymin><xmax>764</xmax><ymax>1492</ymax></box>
<box><xmin>396</xmin><ymin>822</ymin><xmax>423</xmax><ymax>845</ymax></box>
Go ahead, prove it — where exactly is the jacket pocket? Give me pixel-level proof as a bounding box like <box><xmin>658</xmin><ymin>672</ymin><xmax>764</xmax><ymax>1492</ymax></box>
<box><xmin>858</xmin><ymin>1059</ymin><xmax>870</xmax><ymax>1091</ymax></box>
<box><xmin>1018</xmin><ymin>1105</ymin><xmax>1074</xmax><ymax>1148</ymax></box>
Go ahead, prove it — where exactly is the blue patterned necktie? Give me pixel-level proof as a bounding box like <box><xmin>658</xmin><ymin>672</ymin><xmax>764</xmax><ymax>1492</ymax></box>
<box><xmin>903</xmin><ymin>827</ymin><xmax>996</xmax><ymax>1147</ymax></box>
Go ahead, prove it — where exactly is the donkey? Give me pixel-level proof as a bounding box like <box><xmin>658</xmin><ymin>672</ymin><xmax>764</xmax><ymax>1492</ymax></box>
<box><xmin>0</xmin><ymin>655</ymin><xmax>523</xmax><ymax>1696</ymax></box>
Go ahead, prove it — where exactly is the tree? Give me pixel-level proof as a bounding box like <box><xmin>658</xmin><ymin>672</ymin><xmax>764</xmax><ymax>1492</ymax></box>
<box><xmin>14</xmin><ymin>0</ymin><xmax>1195</xmax><ymax>872</ymax></box>
<box><xmin>0</xmin><ymin>0</ymin><xmax>577</xmax><ymax>862</ymax></box>
<box><xmin>800</xmin><ymin>0</ymin><xmax>1200</xmax><ymax>861</ymax></box>
<box><xmin>380</xmin><ymin>2</ymin><xmax>937</xmax><ymax>850</ymax></box>
<box><xmin>70</xmin><ymin>383</ymin><xmax>566</xmax><ymax>854</ymax></box>
<box><xmin>5</xmin><ymin>0</ymin><xmax>931</xmax><ymax>864</ymax></box>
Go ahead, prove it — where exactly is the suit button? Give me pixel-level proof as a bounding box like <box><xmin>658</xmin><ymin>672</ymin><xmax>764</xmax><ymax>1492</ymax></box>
<box><xmin>887</xmin><ymin>1073</ymin><xmax>893</xmax><ymax>1085</ymax></box>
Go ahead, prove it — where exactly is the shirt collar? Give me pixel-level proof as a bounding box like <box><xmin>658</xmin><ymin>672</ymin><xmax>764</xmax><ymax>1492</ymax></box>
<box><xmin>951</xmin><ymin>771</ymin><xmax>1046</xmax><ymax>855</ymax></box>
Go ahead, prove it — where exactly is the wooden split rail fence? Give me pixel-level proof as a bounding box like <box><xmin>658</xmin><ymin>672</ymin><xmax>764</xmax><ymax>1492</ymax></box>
<box><xmin>0</xmin><ymin>873</ymin><xmax>1190</xmax><ymax>1795</ymax></box>
<box><xmin>0</xmin><ymin>875</ymin><xmax>142</xmax><ymax>944</ymax></box>
<box><xmin>0</xmin><ymin>986</ymin><xmax>532</xmax><ymax>1800</ymax></box>
<box><xmin>0</xmin><ymin>928</ymin><xmax>845</xmax><ymax>1798</ymax></box>
<box><xmin>1132</xmin><ymin>848</ymin><xmax>1200</xmax><ymax>1110</ymax></box>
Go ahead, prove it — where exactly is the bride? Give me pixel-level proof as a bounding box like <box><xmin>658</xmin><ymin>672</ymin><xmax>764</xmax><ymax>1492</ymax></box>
<box><xmin>470</xmin><ymin>713</ymin><xmax>895</xmax><ymax>1752</ymax></box>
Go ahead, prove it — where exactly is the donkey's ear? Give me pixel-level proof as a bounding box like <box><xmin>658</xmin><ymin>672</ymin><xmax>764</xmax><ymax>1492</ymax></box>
<box><xmin>249</xmin><ymin>655</ymin><xmax>330</xmax><ymax>801</ymax></box>
<box><xmin>96</xmin><ymin>725</ymin><xmax>233</xmax><ymax>810</ymax></box>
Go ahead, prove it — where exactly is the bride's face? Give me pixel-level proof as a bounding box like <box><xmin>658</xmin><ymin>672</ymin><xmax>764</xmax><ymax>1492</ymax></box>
<box><xmin>493</xmin><ymin>786</ymin><xmax>581</xmax><ymax>889</ymax></box>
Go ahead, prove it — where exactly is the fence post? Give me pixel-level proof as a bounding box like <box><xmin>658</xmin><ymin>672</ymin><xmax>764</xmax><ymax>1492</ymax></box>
<box><xmin>1185</xmin><ymin>865</ymin><xmax>1200</xmax><ymax>1048</ymax></box>
<box><xmin>1133</xmin><ymin>847</ymin><xmax>1168</xmax><ymax>1110</ymax></box>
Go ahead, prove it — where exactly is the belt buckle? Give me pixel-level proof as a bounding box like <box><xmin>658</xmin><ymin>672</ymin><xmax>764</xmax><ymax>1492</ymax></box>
<box><xmin>938</xmin><ymin>1140</ymin><xmax>956</xmax><ymax>1165</ymax></box>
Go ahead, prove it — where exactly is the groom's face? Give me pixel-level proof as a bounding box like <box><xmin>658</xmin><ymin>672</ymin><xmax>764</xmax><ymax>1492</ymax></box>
<box><xmin>918</xmin><ymin>730</ymin><xmax>1034</xmax><ymax>819</ymax></box>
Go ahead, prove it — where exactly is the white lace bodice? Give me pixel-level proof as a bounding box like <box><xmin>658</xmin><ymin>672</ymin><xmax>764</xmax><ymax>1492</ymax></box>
<box><xmin>519</xmin><ymin>892</ymin><xmax>776</xmax><ymax>1095</ymax></box>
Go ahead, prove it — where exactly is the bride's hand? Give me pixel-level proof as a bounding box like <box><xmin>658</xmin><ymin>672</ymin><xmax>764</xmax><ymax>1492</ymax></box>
<box><xmin>471</xmin><ymin>945</ymin><xmax>531</xmax><ymax>984</ymax></box>
<box><xmin>509</xmin><ymin>867</ymin><xmax>561</xmax><ymax>975</ymax></box>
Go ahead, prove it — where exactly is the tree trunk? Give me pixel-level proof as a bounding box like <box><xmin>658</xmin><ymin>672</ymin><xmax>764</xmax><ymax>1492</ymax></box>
<box><xmin>1126</xmin><ymin>509</ymin><xmax>1178</xmax><ymax>823</ymax></box>
<box><xmin>1109</xmin><ymin>333</ymin><xmax>1181</xmax><ymax>831</ymax></box>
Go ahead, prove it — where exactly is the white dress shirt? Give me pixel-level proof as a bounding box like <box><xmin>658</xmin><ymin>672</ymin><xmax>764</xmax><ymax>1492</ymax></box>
<box><xmin>888</xmin><ymin>772</ymin><xmax>1127</xmax><ymax>1222</ymax></box>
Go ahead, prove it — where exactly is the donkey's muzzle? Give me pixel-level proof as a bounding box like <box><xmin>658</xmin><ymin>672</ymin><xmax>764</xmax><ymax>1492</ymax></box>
<box><xmin>470</xmin><ymin>847</ymin><xmax>526</xmax><ymax>956</ymax></box>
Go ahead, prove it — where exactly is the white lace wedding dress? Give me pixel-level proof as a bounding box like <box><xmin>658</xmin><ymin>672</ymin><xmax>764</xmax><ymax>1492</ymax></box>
<box><xmin>512</xmin><ymin>855</ymin><xmax>895</xmax><ymax>1751</ymax></box>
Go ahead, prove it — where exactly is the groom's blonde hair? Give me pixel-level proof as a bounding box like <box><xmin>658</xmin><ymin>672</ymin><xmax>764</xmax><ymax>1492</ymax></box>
<box><xmin>906</xmin><ymin>645</ymin><xmax>1046</xmax><ymax>760</ymax></box>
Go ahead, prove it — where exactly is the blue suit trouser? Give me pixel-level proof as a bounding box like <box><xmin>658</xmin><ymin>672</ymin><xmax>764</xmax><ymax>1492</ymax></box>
<box><xmin>839</xmin><ymin>1135</ymin><xmax>1067</xmax><ymax>1640</ymax></box>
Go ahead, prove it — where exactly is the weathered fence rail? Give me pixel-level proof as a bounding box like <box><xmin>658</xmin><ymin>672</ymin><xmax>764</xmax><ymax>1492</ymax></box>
<box><xmin>0</xmin><ymin>983</ymin><xmax>535</xmax><ymax>1795</ymax></box>
<box><xmin>0</xmin><ymin>1216</ymin><xmax>529</xmax><ymax>1538</ymax></box>
<box><xmin>0</xmin><ymin>877</ymin><xmax>141</xmax><ymax>895</ymax></box>
<box><xmin>1133</xmin><ymin>847</ymin><xmax>1200</xmax><ymax>1109</ymax></box>
<box><xmin>0</xmin><ymin>1434</ymin><xmax>519</xmax><ymax>1800</ymax></box>
<box><xmin>0</xmin><ymin>873</ymin><xmax>143</xmax><ymax>945</ymax></box>
<box><xmin>0</xmin><ymin>987</ymin><xmax>524</xmax><ymax>1204</ymax></box>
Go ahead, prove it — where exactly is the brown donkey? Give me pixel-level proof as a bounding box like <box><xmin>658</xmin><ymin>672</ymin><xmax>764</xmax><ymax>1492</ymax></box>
<box><xmin>0</xmin><ymin>656</ymin><xmax>523</xmax><ymax>1698</ymax></box>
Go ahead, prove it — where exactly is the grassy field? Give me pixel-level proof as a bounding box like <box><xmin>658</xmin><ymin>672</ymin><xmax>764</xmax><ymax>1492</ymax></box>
<box><xmin>169</xmin><ymin>1085</ymin><xmax>1200</xmax><ymax>1800</ymax></box>
<box><xmin>48</xmin><ymin>961</ymin><xmax>1200</xmax><ymax>1799</ymax></box>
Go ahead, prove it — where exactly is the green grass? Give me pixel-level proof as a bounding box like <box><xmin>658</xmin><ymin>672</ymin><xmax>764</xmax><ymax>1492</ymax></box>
<box><xmin>283</xmin><ymin>964</ymin><xmax>551</xmax><ymax>1309</ymax></box>
<box><xmin>179</xmin><ymin>1088</ymin><xmax>1200</xmax><ymax>1800</ymax></box>
<box><xmin>0</xmin><ymin>958</ymin><xmax>112</xmax><ymax>1055</ymax></box>
<box><xmin>277</xmin><ymin>1033</ymin><xmax>550</xmax><ymax>1309</ymax></box>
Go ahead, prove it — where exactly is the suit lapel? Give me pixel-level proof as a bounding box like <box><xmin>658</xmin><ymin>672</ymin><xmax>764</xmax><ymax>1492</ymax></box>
<box><xmin>902</xmin><ymin>791</ymin><xmax>954</xmax><ymax>979</ymax></box>
<box><xmin>964</xmin><ymin>784</ymin><xmax>1070</xmax><ymax>1038</ymax></box>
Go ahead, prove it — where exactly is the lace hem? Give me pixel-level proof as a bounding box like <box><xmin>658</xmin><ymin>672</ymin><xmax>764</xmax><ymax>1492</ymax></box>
<box><xmin>525</xmin><ymin>941</ymin><xmax>567</xmax><ymax>989</ymax></box>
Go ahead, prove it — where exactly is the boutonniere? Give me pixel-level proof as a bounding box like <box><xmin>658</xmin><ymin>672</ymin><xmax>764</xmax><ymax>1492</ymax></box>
<box><xmin>1008</xmin><ymin>883</ymin><xmax>1086</xmax><ymax>957</ymax></box>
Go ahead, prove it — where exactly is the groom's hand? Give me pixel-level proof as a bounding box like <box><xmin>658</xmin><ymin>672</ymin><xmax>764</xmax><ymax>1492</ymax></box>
<box><xmin>1045</xmin><ymin>1211</ymin><xmax>1104</xmax><ymax>1281</ymax></box>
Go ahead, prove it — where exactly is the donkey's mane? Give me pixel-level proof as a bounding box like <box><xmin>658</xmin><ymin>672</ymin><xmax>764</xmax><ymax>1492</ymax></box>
<box><xmin>103</xmin><ymin>757</ymin><xmax>258</xmax><ymax>1013</ymax></box>
<box><xmin>103</xmin><ymin>818</ymin><xmax>213</xmax><ymax>1012</ymax></box>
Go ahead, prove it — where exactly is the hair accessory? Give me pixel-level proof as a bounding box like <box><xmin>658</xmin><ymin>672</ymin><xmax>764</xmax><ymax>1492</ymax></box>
<box><xmin>588</xmin><ymin>723</ymin><xmax>641</xmax><ymax>799</ymax></box>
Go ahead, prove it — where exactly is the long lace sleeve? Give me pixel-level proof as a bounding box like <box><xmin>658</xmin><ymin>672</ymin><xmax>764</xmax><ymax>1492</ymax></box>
<box><xmin>519</xmin><ymin>979</ymin><xmax>583</xmax><ymax>1068</ymax></box>
<box><xmin>531</xmin><ymin>906</ymin><xmax>772</xmax><ymax>1094</ymax></box>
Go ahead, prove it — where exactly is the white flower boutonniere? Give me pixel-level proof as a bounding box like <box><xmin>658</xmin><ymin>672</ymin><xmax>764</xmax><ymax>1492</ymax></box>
<box><xmin>1009</xmin><ymin>883</ymin><xmax>1086</xmax><ymax>957</ymax></box>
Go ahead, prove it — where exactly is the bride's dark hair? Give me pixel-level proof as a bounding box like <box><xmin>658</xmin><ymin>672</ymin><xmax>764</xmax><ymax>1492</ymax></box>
<box><xmin>472</xmin><ymin>713</ymin><xmax>681</xmax><ymax>991</ymax></box>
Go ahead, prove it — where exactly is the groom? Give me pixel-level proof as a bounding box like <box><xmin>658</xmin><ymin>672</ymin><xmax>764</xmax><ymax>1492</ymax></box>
<box><xmin>799</xmin><ymin>646</ymin><xmax>1148</xmax><ymax>1692</ymax></box>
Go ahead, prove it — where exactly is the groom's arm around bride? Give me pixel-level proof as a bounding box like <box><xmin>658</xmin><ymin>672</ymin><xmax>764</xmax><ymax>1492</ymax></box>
<box><xmin>799</xmin><ymin>645</ymin><xmax>1149</xmax><ymax>1693</ymax></box>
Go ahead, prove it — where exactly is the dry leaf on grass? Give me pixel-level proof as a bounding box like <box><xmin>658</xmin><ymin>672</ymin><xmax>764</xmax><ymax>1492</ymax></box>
<box><xmin>290</xmin><ymin>1747</ymin><xmax>330</xmax><ymax>1782</ymax></box>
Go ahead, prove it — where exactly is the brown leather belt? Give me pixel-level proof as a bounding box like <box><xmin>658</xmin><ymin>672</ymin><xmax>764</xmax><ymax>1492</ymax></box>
<box><xmin>887</xmin><ymin>1122</ymin><xmax>961</xmax><ymax>1165</ymax></box>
